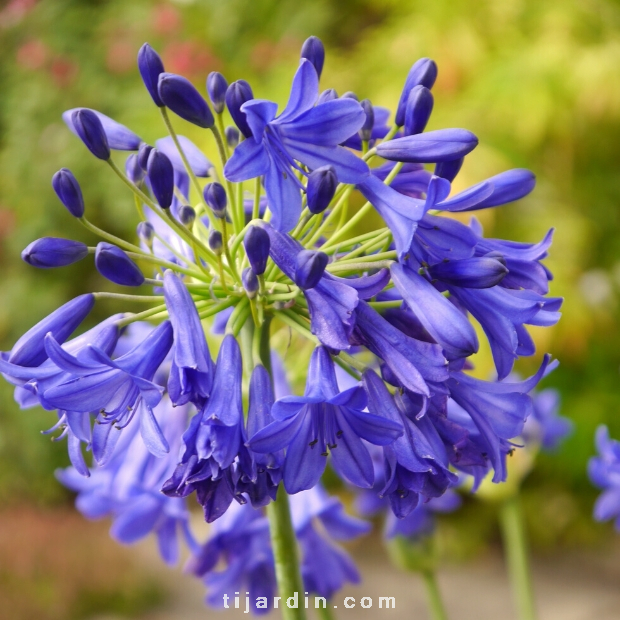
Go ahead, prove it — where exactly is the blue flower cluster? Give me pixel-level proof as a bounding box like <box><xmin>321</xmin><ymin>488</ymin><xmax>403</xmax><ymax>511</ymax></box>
<box><xmin>589</xmin><ymin>426</ymin><xmax>620</xmax><ymax>530</ymax></box>
<box><xmin>1</xmin><ymin>36</ymin><xmax>562</xmax><ymax>610</ymax></box>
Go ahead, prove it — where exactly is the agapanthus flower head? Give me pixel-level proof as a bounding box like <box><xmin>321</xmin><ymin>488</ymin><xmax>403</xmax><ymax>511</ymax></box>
<box><xmin>3</xmin><ymin>36</ymin><xmax>563</xmax><ymax>616</ymax></box>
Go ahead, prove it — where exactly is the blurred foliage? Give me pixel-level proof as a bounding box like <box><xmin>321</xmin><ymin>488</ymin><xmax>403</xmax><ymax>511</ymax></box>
<box><xmin>0</xmin><ymin>0</ymin><xmax>619</xmax><ymax>557</ymax></box>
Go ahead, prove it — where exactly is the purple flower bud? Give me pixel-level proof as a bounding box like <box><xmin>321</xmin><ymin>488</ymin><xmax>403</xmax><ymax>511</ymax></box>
<box><xmin>243</xmin><ymin>225</ymin><xmax>270</xmax><ymax>275</ymax></box>
<box><xmin>242</xmin><ymin>267</ymin><xmax>259</xmax><ymax>298</ymax></box>
<box><xmin>376</xmin><ymin>128</ymin><xmax>478</xmax><ymax>163</ymax></box>
<box><xmin>137</xmin><ymin>221</ymin><xmax>155</xmax><ymax>245</ymax></box>
<box><xmin>404</xmin><ymin>85</ymin><xmax>434</xmax><ymax>136</ymax></box>
<box><xmin>158</xmin><ymin>73</ymin><xmax>215</xmax><ymax>129</ymax></box>
<box><xmin>341</xmin><ymin>91</ymin><xmax>358</xmax><ymax>101</ymax></box>
<box><xmin>71</xmin><ymin>109</ymin><xmax>110</xmax><ymax>160</ymax></box>
<box><xmin>295</xmin><ymin>250</ymin><xmax>328</xmax><ymax>290</ymax></box>
<box><xmin>428</xmin><ymin>257</ymin><xmax>508</xmax><ymax>288</ymax></box>
<box><xmin>434</xmin><ymin>157</ymin><xmax>464</xmax><ymax>182</ymax></box>
<box><xmin>225</xmin><ymin>80</ymin><xmax>254</xmax><ymax>138</ymax></box>
<box><xmin>179</xmin><ymin>205</ymin><xmax>196</xmax><ymax>227</ymax></box>
<box><xmin>147</xmin><ymin>148</ymin><xmax>174</xmax><ymax>209</ymax></box>
<box><xmin>395</xmin><ymin>57</ymin><xmax>438</xmax><ymax>126</ymax></box>
<box><xmin>317</xmin><ymin>88</ymin><xmax>338</xmax><ymax>104</ymax></box>
<box><xmin>137</xmin><ymin>43</ymin><xmax>165</xmax><ymax>107</ymax></box>
<box><xmin>52</xmin><ymin>168</ymin><xmax>84</xmax><ymax>217</ymax></box>
<box><xmin>206</xmin><ymin>72</ymin><xmax>228</xmax><ymax>114</ymax></box>
<box><xmin>22</xmin><ymin>237</ymin><xmax>88</xmax><ymax>269</ymax></box>
<box><xmin>125</xmin><ymin>153</ymin><xmax>144</xmax><ymax>185</ymax></box>
<box><xmin>208</xmin><ymin>230</ymin><xmax>223</xmax><ymax>254</ymax></box>
<box><xmin>62</xmin><ymin>108</ymin><xmax>141</xmax><ymax>151</ymax></box>
<box><xmin>300</xmin><ymin>36</ymin><xmax>325</xmax><ymax>79</ymax></box>
<box><xmin>203</xmin><ymin>182</ymin><xmax>227</xmax><ymax>218</ymax></box>
<box><xmin>225</xmin><ymin>126</ymin><xmax>240</xmax><ymax>148</ymax></box>
<box><xmin>9</xmin><ymin>294</ymin><xmax>95</xmax><ymax>367</ymax></box>
<box><xmin>307</xmin><ymin>165</ymin><xmax>337</xmax><ymax>215</ymax></box>
<box><xmin>95</xmin><ymin>242</ymin><xmax>145</xmax><ymax>287</ymax></box>
<box><xmin>359</xmin><ymin>99</ymin><xmax>374</xmax><ymax>142</ymax></box>
<box><xmin>137</xmin><ymin>143</ymin><xmax>154</xmax><ymax>171</ymax></box>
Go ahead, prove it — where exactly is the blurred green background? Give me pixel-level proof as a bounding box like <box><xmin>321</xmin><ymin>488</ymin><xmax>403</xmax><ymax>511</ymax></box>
<box><xmin>0</xmin><ymin>0</ymin><xmax>619</xmax><ymax>617</ymax></box>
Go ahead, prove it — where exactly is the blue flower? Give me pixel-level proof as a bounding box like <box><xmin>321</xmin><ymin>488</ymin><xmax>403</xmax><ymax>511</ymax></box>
<box><xmin>363</xmin><ymin>370</ymin><xmax>457</xmax><ymax>518</ymax></box>
<box><xmin>248</xmin><ymin>346</ymin><xmax>402</xmax><ymax>493</ymax></box>
<box><xmin>447</xmin><ymin>354</ymin><xmax>555</xmax><ymax>482</ymax></box>
<box><xmin>57</xmin><ymin>396</ymin><xmax>198</xmax><ymax>565</ymax></box>
<box><xmin>162</xmin><ymin>335</ymin><xmax>244</xmax><ymax>522</ymax></box>
<box><xmin>42</xmin><ymin>321</ymin><xmax>173</xmax><ymax>463</ymax></box>
<box><xmin>353</xmin><ymin>300</ymin><xmax>449</xmax><ymax>397</ymax></box>
<box><xmin>163</xmin><ymin>270</ymin><xmax>214</xmax><ymax>407</ymax></box>
<box><xmin>186</xmin><ymin>501</ymin><xmax>275</xmax><ymax>614</ymax></box>
<box><xmin>224</xmin><ymin>60</ymin><xmax>369</xmax><ymax>231</ymax></box>
<box><xmin>523</xmin><ymin>388</ymin><xmax>573</xmax><ymax>451</ymax></box>
<box><xmin>588</xmin><ymin>426</ymin><xmax>620</xmax><ymax>530</ymax></box>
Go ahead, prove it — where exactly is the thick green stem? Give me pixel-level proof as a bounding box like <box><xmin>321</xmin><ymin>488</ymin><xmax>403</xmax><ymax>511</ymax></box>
<box><xmin>421</xmin><ymin>571</ymin><xmax>449</xmax><ymax>620</ymax></box>
<box><xmin>500</xmin><ymin>495</ymin><xmax>537</xmax><ymax>620</ymax></box>
<box><xmin>267</xmin><ymin>486</ymin><xmax>307</xmax><ymax>620</ymax></box>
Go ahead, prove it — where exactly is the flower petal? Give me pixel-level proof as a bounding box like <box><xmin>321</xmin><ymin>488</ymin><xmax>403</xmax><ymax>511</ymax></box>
<box><xmin>277</xmin><ymin>59</ymin><xmax>319</xmax><ymax>123</ymax></box>
<box><xmin>224</xmin><ymin>137</ymin><xmax>270</xmax><ymax>182</ymax></box>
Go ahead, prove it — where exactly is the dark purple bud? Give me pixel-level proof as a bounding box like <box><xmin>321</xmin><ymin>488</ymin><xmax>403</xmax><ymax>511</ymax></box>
<box><xmin>179</xmin><ymin>205</ymin><xmax>196</xmax><ymax>227</ymax></box>
<box><xmin>428</xmin><ymin>257</ymin><xmax>508</xmax><ymax>288</ymax></box>
<box><xmin>9</xmin><ymin>294</ymin><xmax>95</xmax><ymax>367</ymax></box>
<box><xmin>52</xmin><ymin>168</ymin><xmax>84</xmax><ymax>217</ymax></box>
<box><xmin>341</xmin><ymin>91</ymin><xmax>358</xmax><ymax>101</ymax></box>
<box><xmin>225</xmin><ymin>80</ymin><xmax>254</xmax><ymax>138</ymax></box>
<box><xmin>203</xmin><ymin>182</ymin><xmax>227</xmax><ymax>218</ymax></box>
<box><xmin>63</xmin><ymin>108</ymin><xmax>142</xmax><ymax>151</ymax></box>
<box><xmin>359</xmin><ymin>99</ymin><xmax>375</xmax><ymax>142</ymax></box>
<box><xmin>306</xmin><ymin>165</ymin><xmax>337</xmax><ymax>215</ymax></box>
<box><xmin>137</xmin><ymin>221</ymin><xmax>155</xmax><ymax>245</ymax></box>
<box><xmin>225</xmin><ymin>126</ymin><xmax>240</xmax><ymax>148</ymax></box>
<box><xmin>404</xmin><ymin>85</ymin><xmax>434</xmax><ymax>136</ymax></box>
<box><xmin>395</xmin><ymin>58</ymin><xmax>438</xmax><ymax>126</ymax></box>
<box><xmin>295</xmin><ymin>250</ymin><xmax>328</xmax><ymax>290</ymax></box>
<box><xmin>300</xmin><ymin>36</ymin><xmax>325</xmax><ymax>79</ymax></box>
<box><xmin>158</xmin><ymin>73</ymin><xmax>215</xmax><ymax>129</ymax></box>
<box><xmin>71</xmin><ymin>109</ymin><xmax>110</xmax><ymax>160</ymax></box>
<box><xmin>125</xmin><ymin>153</ymin><xmax>144</xmax><ymax>185</ymax></box>
<box><xmin>376</xmin><ymin>129</ymin><xmax>478</xmax><ymax>163</ymax></box>
<box><xmin>147</xmin><ymin>148</ymin><xmax>174</xmax><ymax>209</ymax></box>
<box><xmin>207</xmin><ymin>72</ymin><xmax>228</xmax><ymax>114</ymax></box>
<box><xmin>317</xmin><ymin>88</ymin><xmax>338</xmax><ymax>104</ymax></box>
<box><xmin>138</xmin><ymin>143</ymin><xmax>154</xmax><ymax>171</ymax></box>
<box><xmin>208</xmin><ymin>229</ymin><xmax>223</xmax><ymax>254</ymax></box>
<box><xmin>137</xmin><ymin>43</ymin><xmax>165</xmax><ymax>107</ymax></box>
<box><xmin>95</xmin><ymin>242</ymin><xmax>145</xmax><ymax>287</ymax></box>
<box><xmin>435</xmin><ymin>157</ymin><xmax>464</xmax><ymax>182</ymax></box>
<box><xmin>22</xmin><ymin>237</ymin><xmax>88</xmax><ymax>269</ymax></box>
<box><xmin>242</xmin><ymin>267</ymin><xmax>259</xmax><ymax>298</ymax></box>
<box><xmin>243</xmin><ymin>225</ymin><xmax>270</xmax><ymax>276</ymax></box>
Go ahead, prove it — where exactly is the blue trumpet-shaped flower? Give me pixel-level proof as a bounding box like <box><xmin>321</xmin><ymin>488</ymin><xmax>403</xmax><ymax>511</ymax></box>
<box><xmin>58</xmin><ymin>396</ymin><xmax>198</xmax><ymax>565</ymax></box>
<box><xmin>163</xmin><ymin>270</ymin><xmax>214</xmax><ymax>407</ymax></box>
<box><xmin>363</xmin><ymin>370</ymin><xmax>457</xmax><ymax>518</ymax></box>
<box><xmin>588</xmin><ymin>426</ymin><xmax>620</xmax><ymax>530</ymax></box>
<box><xmin>42</xmin><ymin>321</ymin><xmax>173</xmax><ymax>462</ymax></box>
<box><xmin>224</xmin><ymin>60</ymin><xmax>369</xmax><ymax>232</ymax></box>
<box><xmin>248</xmin><ymin>346</ymin><xmax>402</xmax><ymax>493</ymax></box>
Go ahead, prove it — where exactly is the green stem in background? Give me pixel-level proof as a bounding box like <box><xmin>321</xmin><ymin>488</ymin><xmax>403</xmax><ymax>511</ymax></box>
<box><xmin>267</xmin><ymin>486</ymin><xmax>307</xmax><ymax>620</ymax></box>
<box><xmin>316</xmin><ymin>603</ymin><xmax>336</xmax><ymax>620</ymax></box>
<box><xmin>500</xmin><ymin>495</ymin><xmax>538</xmax><ymax>620</ymax></box>
<box><xmin>421</xmin><ymin>570</ymin><xmax>449</xmax><ymax>620</ymax></box>
<box><xmin>252</xmin><ymin>176</ymin><xmax>262</xmax><ymax>221</ymax></box>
